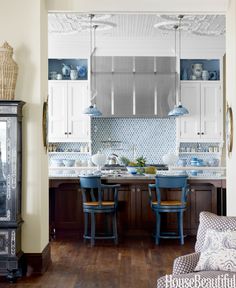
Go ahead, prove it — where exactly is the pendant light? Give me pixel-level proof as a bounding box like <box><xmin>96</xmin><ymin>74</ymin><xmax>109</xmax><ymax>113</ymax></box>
<box><xmin>84</xmin><ymin>14</ymin><xmax>102</xmax><ymax>117</ymax></box>
<box><xmin>168</xmin><ymin>15</ymin><xmax>189</xmax><ymax>117</ymax></box>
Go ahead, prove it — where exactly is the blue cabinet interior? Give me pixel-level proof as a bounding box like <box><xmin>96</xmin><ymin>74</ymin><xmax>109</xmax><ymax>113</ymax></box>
<box><xmin>180</xmin><ymin>59</ymin><xmax>220</xmax><ymax>80</ymax></box>
<box><xmin>48</xmin><ymin>58</ymin><xmax>88</xmax><ymax>80</ymax></box>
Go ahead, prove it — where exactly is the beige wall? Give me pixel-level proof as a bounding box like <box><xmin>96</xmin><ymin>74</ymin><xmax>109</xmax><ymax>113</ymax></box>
<box><xmin>0</xmin><ymin>0</ymin><xmax>48</xmax><ymax>252</ymax></box>
<box><xmin>226</xmin><ymin>0</ymin><xmax>236</xmax><ymax>216</ymax></box>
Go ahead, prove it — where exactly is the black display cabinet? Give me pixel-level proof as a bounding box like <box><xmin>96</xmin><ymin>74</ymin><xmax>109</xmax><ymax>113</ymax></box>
<box><xmin>0</xmin><ymin>101</ymin><xmax>25</xmax><ymax>281</ymax></box>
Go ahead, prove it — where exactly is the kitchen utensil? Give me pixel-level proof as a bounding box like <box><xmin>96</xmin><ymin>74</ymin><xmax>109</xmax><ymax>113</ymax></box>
<box><xmin>177</xmin><ymin>159</ymin><xmax>187</xmax><ymax>167</ymax></box>
<box><xmin>162</xmin><ymin>153</ymin><xmax>178</xmax><ymax>166</ymax></box>
<box><xmin>56</xmin><ymin>73</ymin><xmax>62</xmax><ymax>80</ymax></box>
<box><xmin>76</xmin><ymin>65</ymin><xmax>87</xmax><ymax>78</ymax></box>
<box><xmin>51</xmin><ymin>159</ymin><xmax>64</xmax><ymax>167</ymax></box>
<box><xmin>91</xmin><ymin>151</ymin><xmax>107</xmax><ymax>170</ymax></box>
<box><xmin>62</xmin><ymin>63</ymin><xmax>71</xmax><ymax>76</ymax></box>
<box><xmin>191</xmin><ymin>63</ymin><xmax>203</xmax><ymax>79</ymax></box>
<box><xmin>209</xmin><ymin>71</ymin><xmax>218</xmax><ymax>80</ymax></box>
<box><xmin>190</xmin><ymin>75</ymin><xmax>197</xmax><ymax>80</ymax></box>
<box><xmin>208</xmin><ymin>158</ymin><xmax>219</xmax><ymax>167</ymax></box>
<box><xmin>202</xmin><ymin>70</ymin><xmax>209</xmax><ymax>80</ymax></box>
<box><xmin>190</xmin><ymin>157</ymin><xmax>199</xmax><ymax>166</ymax></box>
<box><xmin>63</xmin><ymin>159</ymin><xmax>75</xmax><ymax>167</ymax></box>
<box><xmin>70</xmin><ymin>70</ymin><xmax>78</xmax><ymax>80</ymax></box>
<box><xmin>126</xmin><ymin>166</ymin><xmax>138</xmax><ymax>174</ymax></box>
<box><xmin>50</xmin><ymin>71</ymin><xmax>57</xmax><ymax>80</ymax></box>
<box><xmin>108</xmin><ymin>153</ymin><xmax>119</xmax><ymax>165</ymax></box>
<box><xmin>182</xmin><ymin>69</ymin><xmax>188</xmax><ymax>80</ymax></box>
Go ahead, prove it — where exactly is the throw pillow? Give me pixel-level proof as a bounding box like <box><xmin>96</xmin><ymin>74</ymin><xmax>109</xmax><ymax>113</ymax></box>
<box><xmin>195</xmin><ymin>229</ymin><xmax>236</xmax><ymax>272</ymax></box>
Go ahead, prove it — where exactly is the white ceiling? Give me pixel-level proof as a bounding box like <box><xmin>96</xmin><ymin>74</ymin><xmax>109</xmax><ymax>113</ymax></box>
<box><xmin>48</xmin><ymin>14</ymin><xmax>225</xmax><ymax>39</ymax></box>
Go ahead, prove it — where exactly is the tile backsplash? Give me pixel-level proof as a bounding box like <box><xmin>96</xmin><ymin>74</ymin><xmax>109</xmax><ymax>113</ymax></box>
<box><xmin>91</xmin><ymin>117</ymin><xmax>176</xmax><ymax>163</ymax></box>
<box><xmin>48</xmin><ymin>118</ymin><xmax>223</xmax><ymax>167</ymax></box>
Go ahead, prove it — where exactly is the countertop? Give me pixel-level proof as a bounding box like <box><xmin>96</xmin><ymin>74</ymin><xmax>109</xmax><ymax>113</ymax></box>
<box><xmin>49</xmin><ymin>169</ymin><xmax>226</xmax><ymax>181</ymax></box>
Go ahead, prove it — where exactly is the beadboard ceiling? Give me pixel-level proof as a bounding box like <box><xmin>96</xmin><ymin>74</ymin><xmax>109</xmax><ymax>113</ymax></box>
<box><xmin>48</xmin><ymin>14</ymin><xmax>225</xmax><ymax>39</ymax></box>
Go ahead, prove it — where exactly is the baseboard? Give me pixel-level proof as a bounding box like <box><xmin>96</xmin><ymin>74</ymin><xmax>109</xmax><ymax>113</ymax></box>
<box><xmin>24</xmin><ymin>242</ymin><xmax>52</xmax><ymax>275</ymax></box>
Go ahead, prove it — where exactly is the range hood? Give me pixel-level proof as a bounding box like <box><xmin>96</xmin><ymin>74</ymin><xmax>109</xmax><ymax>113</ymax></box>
<box><xmin>92</xmin><ymin>56</ymin><xmax>176</xmax><ymax>117</ymax></box>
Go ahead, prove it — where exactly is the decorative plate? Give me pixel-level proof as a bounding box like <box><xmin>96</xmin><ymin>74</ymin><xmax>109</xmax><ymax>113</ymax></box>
<box><xmin>226</xmin><ymin>104</ymin><xmax>233</xmax><ymax>154</ymax></box>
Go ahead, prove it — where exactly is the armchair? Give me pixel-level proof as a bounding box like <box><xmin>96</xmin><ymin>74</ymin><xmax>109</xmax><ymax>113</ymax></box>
<box><xmin>157</xmin><ymin>211</ymin><xmax>236</xmax><ymax>288</ymax></box>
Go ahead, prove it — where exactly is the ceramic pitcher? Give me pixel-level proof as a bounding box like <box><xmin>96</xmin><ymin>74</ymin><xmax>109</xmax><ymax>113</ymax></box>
<box><xmin>191</xmin><ymin>63</ymin><xmax>203</xmax><ymax>78</ymax></box>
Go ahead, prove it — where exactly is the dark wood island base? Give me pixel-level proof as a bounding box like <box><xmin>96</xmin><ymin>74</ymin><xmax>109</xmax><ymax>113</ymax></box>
<box><xmin>49</xmin><ymin>178</ymin><xmax>226</xmax><ymax>239</ymax></box>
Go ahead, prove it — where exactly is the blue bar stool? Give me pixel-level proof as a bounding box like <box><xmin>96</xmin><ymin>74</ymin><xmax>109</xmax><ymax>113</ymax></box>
<box><xmin>79</xmin><ymin>175</ymin><xmax>120</xmax><ymax>246</ymax></box>
<box><xmin>149</xmin><ymin>175</ymin><xmax>189</xmax><ymax>245</ymax></box>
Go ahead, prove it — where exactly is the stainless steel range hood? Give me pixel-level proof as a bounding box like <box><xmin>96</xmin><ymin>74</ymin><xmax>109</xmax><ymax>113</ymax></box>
<box><xmin>92</xmin><ymin>56</ymin><xmax>176</xmax><ymax>117</ymax></box>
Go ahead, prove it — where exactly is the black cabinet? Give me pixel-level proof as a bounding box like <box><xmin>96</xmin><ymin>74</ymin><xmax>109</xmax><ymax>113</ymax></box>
<box><xmin>0</xmin><ymin>101</ymin><xmax>25</xmax><ymax>281</ymax></box>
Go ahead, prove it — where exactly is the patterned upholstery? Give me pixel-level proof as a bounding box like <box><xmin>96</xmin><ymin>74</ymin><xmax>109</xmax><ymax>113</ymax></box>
<box><xmin>157</xmin><ymin>212</ymin><xmax>236</xmax><ymax>288</ymax></box>
<box><xmin>195</xmin><ymin>212</ymin><xmax>236</xmax><ymax>252</ymax></box>
<box><xmin>173</xmin><ymin>252</ymin><xmax>200</xmax><ymax>275</ymax></box>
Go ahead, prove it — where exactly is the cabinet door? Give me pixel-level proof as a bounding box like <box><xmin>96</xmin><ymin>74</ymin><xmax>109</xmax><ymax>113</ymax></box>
<box><xmin>67</xmin><ymin>82</ymin><xmax>90</xmax><ymax>141</ymax></box>
<box><xmin>200</xmin><ymin>83</ymin><xmax>222</xmax><ymax>141</ymax></box>
<box><xmin>48</xmin><ymin>81</ymin><xmax>68</xmax><ymax>142</ymax></box>
<box><xmin>179</xmin><ymin>82</ymin><xmax>201</xmax><ymax>141</ymax></box>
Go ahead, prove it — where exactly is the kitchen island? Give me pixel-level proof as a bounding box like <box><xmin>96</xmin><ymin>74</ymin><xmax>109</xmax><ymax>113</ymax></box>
<box><xmin>49</xmin><ymin>172</ymin><xmax>226</xmax><ymax>239</ymax></box>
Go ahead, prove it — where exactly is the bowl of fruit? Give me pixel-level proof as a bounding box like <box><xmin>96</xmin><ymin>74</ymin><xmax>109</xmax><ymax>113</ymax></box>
<box><xmin>126</xmin><ymin>156</ymin><xmax>146</xmax><ymax>175</ymax></box>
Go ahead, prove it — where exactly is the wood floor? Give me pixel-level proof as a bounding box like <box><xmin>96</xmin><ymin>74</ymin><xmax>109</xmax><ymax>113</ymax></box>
<box><xmin>0</xmin><ymin>235</ymin><xmax>195</xmax><ymax>288</ymax></box>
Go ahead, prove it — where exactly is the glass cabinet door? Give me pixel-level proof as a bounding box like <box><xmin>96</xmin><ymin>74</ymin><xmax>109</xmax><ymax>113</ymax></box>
<box><xmin>0</xmin><ymin>121</ymin><xmax>7</xmax><ymax>218</ymax></box>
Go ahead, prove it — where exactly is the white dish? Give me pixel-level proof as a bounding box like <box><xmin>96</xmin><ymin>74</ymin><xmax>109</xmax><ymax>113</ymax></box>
<box><xmin>63</xmin><ymin>159</ymin><xmax>75</xmax><ymax>167</ymax></box>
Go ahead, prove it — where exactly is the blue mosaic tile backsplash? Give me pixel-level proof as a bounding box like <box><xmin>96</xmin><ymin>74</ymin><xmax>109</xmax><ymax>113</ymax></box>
<box><xmin>91</xmin><ymin>118</ymin><xmax>176</xmax><ymax>163</ymax></box>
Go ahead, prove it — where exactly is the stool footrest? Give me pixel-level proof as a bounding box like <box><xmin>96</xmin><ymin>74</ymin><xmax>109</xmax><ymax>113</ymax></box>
<box><xmin>160</xmin><ymin>232</ymin><xmax>187</xmax><ymax>239</ymax></box>
<box><xmin>84</xmin><ymin>234</ymin><xmax>116</xmax><ymax>240</ymax></box>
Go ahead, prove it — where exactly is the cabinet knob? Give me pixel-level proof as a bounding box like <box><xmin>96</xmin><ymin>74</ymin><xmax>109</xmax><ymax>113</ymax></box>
<box><xmin>201</xmin><ymin>132</ymin><xmax>204</xmax><ymax>135</ymax></box>
<box><xmin>64</xmin><ymin>132</ymin><xmax>67</xmax><ymax>135</ymax></box>
<box><xmin>197</xmin><ymin>132</ymin><xmax>200</xmax><ymax>135</ymax></box>
<box><xmin>68</xmin><ymin>132</ymin><xmax>72</xmax><ymax>135</ymax></box>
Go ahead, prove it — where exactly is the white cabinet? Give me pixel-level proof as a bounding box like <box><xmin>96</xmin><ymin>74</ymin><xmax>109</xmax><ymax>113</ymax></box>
<box><xmin>177</xmin><ymin>81</ymin><xmax>222</xmax><ymax>142</ymax></box>
<box><xmin>48</xmin><ymin>81</ymin><xmax>90</xmax><ymax>142</ymax></box>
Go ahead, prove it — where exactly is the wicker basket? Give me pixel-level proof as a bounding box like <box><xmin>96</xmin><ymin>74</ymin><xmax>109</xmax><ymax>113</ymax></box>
<box><xmin>0</xmin><ymin>42</ymin><xmax>18</xmax><ymax>100</ymax></box>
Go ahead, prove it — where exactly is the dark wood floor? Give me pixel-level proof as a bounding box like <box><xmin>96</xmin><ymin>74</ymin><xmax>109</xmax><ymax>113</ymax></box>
<box><xmin>0</xmin><ymin>235</ymin><xmax>195</xmax><ymax>288</ymax></box>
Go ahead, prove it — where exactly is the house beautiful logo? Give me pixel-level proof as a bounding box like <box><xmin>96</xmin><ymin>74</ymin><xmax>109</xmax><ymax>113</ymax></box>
<box><xmin>162</xmin><ymin>274</ymin><xmax>236</xmax><ymax>288</ymax></box>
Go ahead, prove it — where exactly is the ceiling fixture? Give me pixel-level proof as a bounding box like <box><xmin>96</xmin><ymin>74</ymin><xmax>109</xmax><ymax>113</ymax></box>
<box><xmin>84</xmin><ymin>14</ymin><xmax>102</xmax><ymax>117</ymax></box>
<box><xmin>154</xmin><ymin>15</ymin><xmax>225</xmax><ymax>37</ymax></box>
<box><xmin>168</xmin><ymin>15</ymin><xmax>189</xmax><ymax>117</ymax></box>
<box><xmin>48</xmin><ymin>13</ymin><xmax>116</xmax><ymax>34</ymax></box>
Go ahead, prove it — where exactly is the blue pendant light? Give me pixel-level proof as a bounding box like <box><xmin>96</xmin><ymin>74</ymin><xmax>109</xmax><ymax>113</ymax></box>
<box><xmin>168</xmin><ymin>15</ymin><xmax>189</xmax><ymax>117</ymax></box>
<box><xmin>168</xmin><ymin>103</ymin><xmax>189</xmax><ymax>117</ymax></box>
<box><xmin>84</xmin><ymin>104</ymin><xmax>102</xmax><ymax>116</ymax></box>
<box><xmin>84</xmin><ymin>15</ymin><xmax>102</xmax><ymax>117</ymax></box>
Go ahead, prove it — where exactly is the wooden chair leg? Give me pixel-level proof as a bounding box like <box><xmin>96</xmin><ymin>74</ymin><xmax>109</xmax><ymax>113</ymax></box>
<box><xmin>113</xmin><ymin>212</ymin><xmax>118</xmax><ymax>245</ymax></box>
<box><xmin>178</xmin><ymin>212</ymin><xmax>184</xmax><ymax>245</ymax></box>
<box><xmin>91</xmin><ymin>213</ymin><xmax>95</xmax><ymax>247</ymax></box>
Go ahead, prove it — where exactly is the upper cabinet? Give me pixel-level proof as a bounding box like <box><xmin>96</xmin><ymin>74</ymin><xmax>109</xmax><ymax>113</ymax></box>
<box><xmin>48</xmin><ymin>81</ymin><xmax>90</xmax><ymax>142</ymax></box>
<box><xmin>177</xmin><ymin>81</ymin><xmax>223</xmax><ymax>142</ymax></box>
<box><xmin>180</xmin><ymin>59</ymin><xmax>220</xmax><ymax>81</ymax></box>
<box><xmin>93</xmin><ymin>56</ymin><xmax>176</xmax><ymax>117</ymax></box>
<box><xmin>48</xmin><ymin>59</ymin><xmax>88</xmax><ymax>80</ymax></box>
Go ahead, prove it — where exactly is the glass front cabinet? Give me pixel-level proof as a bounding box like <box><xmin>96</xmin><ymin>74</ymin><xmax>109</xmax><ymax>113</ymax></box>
<box><xmin>0</xmin><ymin>101</ymin><xmax>25</xmax><ymax>281</ymax></box>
